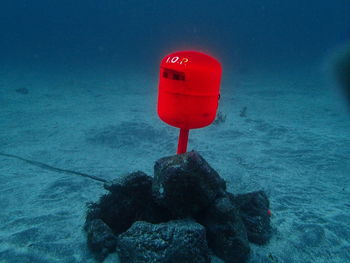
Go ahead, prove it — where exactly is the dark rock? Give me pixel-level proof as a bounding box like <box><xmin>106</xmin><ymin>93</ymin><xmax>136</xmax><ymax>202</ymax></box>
<box><xmin>103</xmin><ymin>170</ymin><xmax>153</xmax><ymax>197</ymax></box>
<box><xmin>85</xmin><ymin>219</ymin><xmax>117</xmax><ymax>260</ymax></box>
<box><xmin>334</xmin><ymin>43</ymin><xmax>350</xmax><ymax>104</ymax></box>
<box><xmin>84</xmin><ymin>152</ymin><xmax>273</xmax><ymax>263</ymax></box>
<box><xmin>196</xmin><ymin>195</ymin><xmax>250</xmax><ymax>263</ymax></box>
<box><xmin>15</xmin><ymin>88</ymin><xmax>29</xmax><ymax>94</ymax></box>
<box><xmin>117</xmin><ymin>220</ymin><xmax>210</xmax><ymax>263</ymax></box>
<box><xmin>85</xmin><ymin>171</ymin><xmax>170</xmax><ymax>240</ymax></box>
<box><xmin>239</xmin><ymin>106</ymin><xmax>247</xmax><ymax>118</ymax></box>
<box><xmin>232</xmin><ymin>191</ymin><xmax>272</xmax><ymax>244</ymax></box>
<box><xmin>152</xmin><ymin>150</ymin><xmax>226</xmax><ymax>218</ymax></box>
<box><xmin>214</xmin><ymin>111</ymin><xmax>227</xmax><ymax>124</ymax></box>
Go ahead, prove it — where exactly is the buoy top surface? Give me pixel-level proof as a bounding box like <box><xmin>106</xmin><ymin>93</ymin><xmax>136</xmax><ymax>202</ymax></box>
<box><xmin>160</xmin><ymin>50</ymin><xmax>221</xmax><ymax>70</ymax></box>
<box><xmin>159</xmin><ymin>50</ymin><xmax>222</xmax><ymax>96</ymax></box>
<box><xmin>158</xmin><ymin>50</ymin><xmax>222</xmax><ymax>129</ymax></box>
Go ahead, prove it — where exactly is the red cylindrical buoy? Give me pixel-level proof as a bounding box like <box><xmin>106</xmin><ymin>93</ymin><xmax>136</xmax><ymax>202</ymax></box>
<box><xmin>157</xmin><ymin>50</ymin><xmax>222</xmax><ymax>154</ymax></box>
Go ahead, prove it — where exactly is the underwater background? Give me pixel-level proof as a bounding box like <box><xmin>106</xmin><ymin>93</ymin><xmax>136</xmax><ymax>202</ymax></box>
<box><xmin>0</xmin><ymin>0</ymin><xmax>350</xmax><ymax>262</ymax></box>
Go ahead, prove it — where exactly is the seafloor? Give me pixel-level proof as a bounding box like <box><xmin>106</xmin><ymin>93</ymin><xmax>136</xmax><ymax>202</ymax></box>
<box><xmin>0</xmin><ymin>63</ymin><xmax>349</xmax><ymax>263</ymax></box>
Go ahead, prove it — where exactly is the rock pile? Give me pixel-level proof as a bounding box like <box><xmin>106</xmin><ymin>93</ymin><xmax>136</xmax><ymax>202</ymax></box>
<box><xmin>84</xmin><ymin>151</ymin><xmax>272</xmax><ymax>263</ymax></box>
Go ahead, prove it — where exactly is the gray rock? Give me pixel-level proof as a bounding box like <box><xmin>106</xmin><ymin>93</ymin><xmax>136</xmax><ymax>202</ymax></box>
<box><xmin>117</xmin><ymin>220</ymin><xmax>210</xmax><ymax>263</ymax></box>
<box><xmin>196</xmin><ymin>195</ymin><xmax>250</xmax><ymax>263</ymax></box>
<box><xmin>152</xmin><ymin>150</ymin><xmax>226</xmax><ymax>218</ymax></box>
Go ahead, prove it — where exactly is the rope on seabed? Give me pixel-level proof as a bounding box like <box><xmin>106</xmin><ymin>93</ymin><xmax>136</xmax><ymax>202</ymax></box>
<box><xmin>0</xmin><ymin>152</ymin><xmax>108</xmax><ymax>183</ymax></box>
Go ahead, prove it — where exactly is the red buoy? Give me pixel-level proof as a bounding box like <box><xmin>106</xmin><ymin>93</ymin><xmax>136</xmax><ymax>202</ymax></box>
<box><xmin>157</xmin><ymin>50</ymin><xmax>222</xmax><ymax>154</ymax></box>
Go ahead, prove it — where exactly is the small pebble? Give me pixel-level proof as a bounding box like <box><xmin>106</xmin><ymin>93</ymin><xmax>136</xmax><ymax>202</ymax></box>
<box><xmin>15</xmin><ymin>88</ymin><xmax>29</xmax><ymax>95</ymax></box>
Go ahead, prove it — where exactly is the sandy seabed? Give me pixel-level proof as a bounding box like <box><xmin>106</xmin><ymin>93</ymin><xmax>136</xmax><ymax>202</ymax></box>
<box><xmin>0</xmin><ymin>64</ymin><xmax>349</xmax><ymax>263</ymax></box>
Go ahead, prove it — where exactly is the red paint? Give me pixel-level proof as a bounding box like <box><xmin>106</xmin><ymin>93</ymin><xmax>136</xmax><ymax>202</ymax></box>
<box><xmin>157</xmin><ymin>50</ymin><xmax>222</xmax><ymax>154</ymax></box>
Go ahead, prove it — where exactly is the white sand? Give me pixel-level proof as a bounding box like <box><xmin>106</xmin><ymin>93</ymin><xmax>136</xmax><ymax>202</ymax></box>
<box><xmin>0</xmin><ymin>64</ymin><xmax>349</xmax><ymax>262</ymax></box>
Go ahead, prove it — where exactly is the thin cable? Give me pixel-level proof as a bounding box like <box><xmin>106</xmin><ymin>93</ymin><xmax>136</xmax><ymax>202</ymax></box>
<box><xmin>0</xmin><ymin>152</ymin><xmax>108</xmax><ymax>183</ymax></box>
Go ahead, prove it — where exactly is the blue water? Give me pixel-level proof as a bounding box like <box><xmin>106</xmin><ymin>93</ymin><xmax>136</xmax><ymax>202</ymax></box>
<box><xmin>0</xmin><ymin>1</ymin><xmax>349</xmax><ymax>263</ymax></box>
<box><xmin>1</xmin><ymin>1</ymin><xmax>349</xmax><ymax>71</ymax></box>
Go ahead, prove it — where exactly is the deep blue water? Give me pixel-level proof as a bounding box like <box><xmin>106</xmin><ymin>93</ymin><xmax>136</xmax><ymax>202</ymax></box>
<box><xmin>1</xmin><ymin>0</ymin><xmax>349</xmax><ymax>72</ymax></box>
<box><xmin>0</xmin><ymin>1</ymin><xmax>350</xmax><ymax>263</ymax></box>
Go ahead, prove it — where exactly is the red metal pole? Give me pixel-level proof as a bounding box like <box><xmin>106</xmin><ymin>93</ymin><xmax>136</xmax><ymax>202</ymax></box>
<box><xmin>177</xmin><ymin>128</ymin><xmax>189</xmax><ymax>154</ymax></box>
